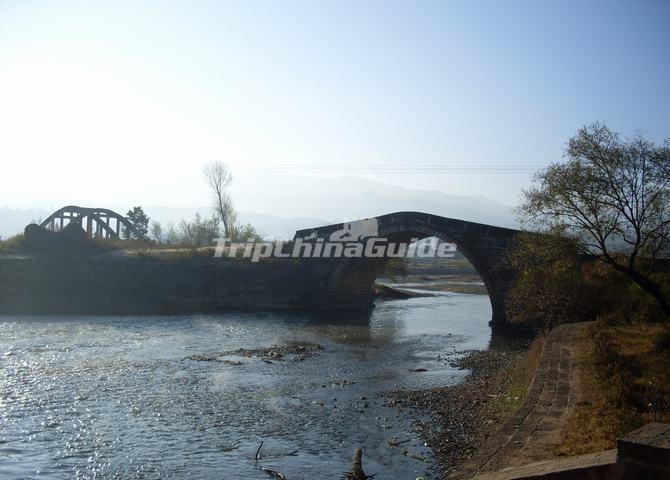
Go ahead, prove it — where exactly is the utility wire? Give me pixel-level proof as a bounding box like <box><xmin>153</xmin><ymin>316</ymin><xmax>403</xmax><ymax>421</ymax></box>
<box><xmin>233</xmin><ymin>164</ymin><xmax>544</xmax><ymax>174</ymax></box>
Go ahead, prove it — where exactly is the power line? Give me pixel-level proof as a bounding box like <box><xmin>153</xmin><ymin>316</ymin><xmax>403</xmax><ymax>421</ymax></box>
<box><xmin>233</xmin><ymin>164</ymin><xmax>545</xmax><ymax>174</ymax></box>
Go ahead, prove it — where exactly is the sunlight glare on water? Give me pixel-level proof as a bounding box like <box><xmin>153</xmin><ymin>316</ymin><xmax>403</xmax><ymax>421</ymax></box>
<box><xmin>0</xmin><ymin>293</ymin><xmax>491</xmax><ymax>479</ymax></box>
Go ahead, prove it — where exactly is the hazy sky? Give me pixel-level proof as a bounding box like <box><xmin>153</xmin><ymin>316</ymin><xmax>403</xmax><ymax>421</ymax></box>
<box><xmin>1</xmin><ymin>0</ymin><xmax>668</xmax><ymax>210</ymax></box>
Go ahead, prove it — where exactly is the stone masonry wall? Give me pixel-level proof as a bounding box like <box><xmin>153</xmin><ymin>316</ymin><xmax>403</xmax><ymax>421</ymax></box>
<box><xmin>0</xmin><ymin>254</ymin><xmax>348</xmax><ymax>315</ymax></box>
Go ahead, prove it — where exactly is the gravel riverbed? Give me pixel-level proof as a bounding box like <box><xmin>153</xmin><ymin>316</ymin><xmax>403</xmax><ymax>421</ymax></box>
<box><xmin>389</xmin><ymin>337</ymin><xmax>534</xmax><ymax>479</ymax></box>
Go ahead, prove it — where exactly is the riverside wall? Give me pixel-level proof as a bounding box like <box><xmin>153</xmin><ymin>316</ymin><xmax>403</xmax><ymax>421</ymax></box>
<box><xmin>0</xmin><ymin>253</ymin><xmax>372</xmax><ymax>315</ymax></box>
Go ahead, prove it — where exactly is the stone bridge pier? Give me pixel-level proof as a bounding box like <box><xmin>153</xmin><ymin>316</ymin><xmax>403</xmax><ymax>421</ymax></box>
<box><xmin>295</xmin><ymin>212</ymin><xmax>521</xmax><ymax>326</ymax></box>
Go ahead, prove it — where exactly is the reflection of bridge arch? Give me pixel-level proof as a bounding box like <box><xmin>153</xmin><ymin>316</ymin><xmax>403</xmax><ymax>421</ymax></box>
<box><xmin>40</xmin><ymin>206</ymin><xmax>137</xmax><ymax>239</ymax></box>
<box><xmin>295</xmin><ymin>212</ymin><xmax>520</xmax><ymax>325</ymax></box>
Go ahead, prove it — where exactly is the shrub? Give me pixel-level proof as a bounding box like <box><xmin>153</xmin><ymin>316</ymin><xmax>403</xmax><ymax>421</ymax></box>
<box><xmin>382</xmin><ymin>257</ymin><xmax>408</xmax><ymax>281</ymax></box>
<box><xmin>178</xmin><ymin>213</ymin><xmax>221</xmax><ymax>245</ymax></box>
<box><xmin>0</xmin><ymin>234</ymin><xmax>26</xmax><ymax>253</ymax></box>
<box><xmin>229</xmin><ymin>222</ymin><xmax>263</xmax><ymax>242</ymax></box>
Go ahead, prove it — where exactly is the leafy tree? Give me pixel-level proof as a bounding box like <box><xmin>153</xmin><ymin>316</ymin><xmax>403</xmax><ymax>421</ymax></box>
<box><xmin>520</xmin><ymin>123</ymin><xmax>670</xmax><ymax>316</ymax></box>
<box><xmin>125</xmin><ymin>206</ymin><xmax>150</xmax><ymax>240</ymax></box>
<box><xmin>506</xmin><ymin>232</ymin><xmax>603</xmax><ymax>329</ymax></box>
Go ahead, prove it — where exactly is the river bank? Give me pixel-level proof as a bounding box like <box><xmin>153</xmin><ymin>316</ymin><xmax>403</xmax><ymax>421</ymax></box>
<box><xmin>389</xmin><ymin>333</ymin><xmax>542</xmax><ymax>478</ymax></box>
<box><xmin>379</xmin><ymin>274</ymin><xmax>488</xmax><ymax>296</ymax></box>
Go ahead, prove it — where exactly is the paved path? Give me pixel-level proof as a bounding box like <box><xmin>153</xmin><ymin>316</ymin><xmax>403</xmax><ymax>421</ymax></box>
<box><xmin>451</xmin><ymin>322</ymin><xmax>590</xmax><ymax>479</ymax></box>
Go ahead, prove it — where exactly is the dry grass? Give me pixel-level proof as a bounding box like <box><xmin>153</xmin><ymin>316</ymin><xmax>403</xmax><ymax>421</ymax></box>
<box><xmin>557</xmin><ymin>320</ymin><xmax>670</xmax><ymax>456</ymax></box>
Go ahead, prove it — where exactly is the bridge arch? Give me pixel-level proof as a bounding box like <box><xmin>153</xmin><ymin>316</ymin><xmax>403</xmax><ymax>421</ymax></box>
<box><xmin>40</xmin><ymin>206</ymin><xmax>137</xmax><ymax>239</ymax></box>
<box><xmin>295</xmin><ymin>212</ymin><xmax>520</xmax><ymax>325</ymax></box>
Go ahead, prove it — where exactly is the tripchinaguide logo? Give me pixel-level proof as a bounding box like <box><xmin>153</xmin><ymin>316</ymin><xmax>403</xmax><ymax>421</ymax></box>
<box><xmin>214</xmin><ymin>217</ymin><xmax>456</xmax><ymax>262</ymax></box>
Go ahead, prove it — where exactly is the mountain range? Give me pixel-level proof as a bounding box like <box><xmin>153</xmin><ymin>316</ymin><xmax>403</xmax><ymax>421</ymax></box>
<box><xmin>0</xmin><ymin>175</ymin><xmax>516</xmax><ymax>239</ymax></box>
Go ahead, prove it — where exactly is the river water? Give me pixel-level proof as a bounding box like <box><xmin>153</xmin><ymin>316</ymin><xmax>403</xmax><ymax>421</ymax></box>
<box><xmin>0</xmin><ymin>291</ymin><xmax>492</xmax><ymax>479</ymax></box>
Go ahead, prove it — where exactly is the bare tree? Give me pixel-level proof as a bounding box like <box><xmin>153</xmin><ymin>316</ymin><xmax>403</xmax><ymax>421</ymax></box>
<box><xmin>204</xmin><ymin>161</ymin><xmax>236</xmax><ymax>236</ymax></box>
<box><xmin>521</xmin><ymin>123</ymin><xmax>670</xmax><ymax>315</ymax></box>
<box><xmin>150</xmin><ymin>221</ymin><xmax>163</xmax><ymax>243</ymax></box>
<box><xmin>165</xmin><ymin>223</ymin><xmax>179</xmax><ymax>244</ymax></box>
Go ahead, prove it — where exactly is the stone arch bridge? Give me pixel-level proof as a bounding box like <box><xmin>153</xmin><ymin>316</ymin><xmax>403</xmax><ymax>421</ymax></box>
<box><xmin>295</xmin><ymin>211</ymin><xmax>521</xmax><ymax>325</ymax></box>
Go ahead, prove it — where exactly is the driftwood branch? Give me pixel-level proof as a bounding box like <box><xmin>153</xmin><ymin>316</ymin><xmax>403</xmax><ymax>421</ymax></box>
<box><xmin>254</xmin><ymin>442</ymin><xmax>378</xmax><ymax>480</ymax></box>
<box><xmin>254</xmin><ymin>441</ymin><xmax>289</xmax><ymax>480</ymax></box>
<box><xmin>341</xmin><ymin>448</ymin><xmax>377</xmax><ymax>480</ymax></box>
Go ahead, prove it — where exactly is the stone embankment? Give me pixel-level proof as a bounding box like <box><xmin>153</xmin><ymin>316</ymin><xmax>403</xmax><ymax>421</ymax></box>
<box><xmin>0</xmin><ymin>253</ymin><xmax>350</xmax><ymax>314</ymax></box>
<box><xmin>452</xmin><ymin>322</ymin><xmax>586</xmax><ymax>478</ymax></box>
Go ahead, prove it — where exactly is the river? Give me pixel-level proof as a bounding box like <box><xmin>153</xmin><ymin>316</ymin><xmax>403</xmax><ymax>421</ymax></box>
<box><xmin>0</xmin><ymin>290</ymin><xmax>492</xmax><ymax>479</ymax></box>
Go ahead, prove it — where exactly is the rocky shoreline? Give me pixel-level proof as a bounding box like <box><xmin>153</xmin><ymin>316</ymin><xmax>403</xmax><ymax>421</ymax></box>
<box><xmin>389</xmin><ymin>336</ymin><xmax>535</xmax><ymax>479</ymax></box>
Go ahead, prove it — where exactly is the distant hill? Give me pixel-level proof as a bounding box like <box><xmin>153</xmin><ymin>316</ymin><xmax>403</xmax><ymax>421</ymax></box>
<box><xmin>1</xmin><ymin>175</ymin><xmax>516</xmax><ymax>238</ymax></box>
<box><xmin>230</xmin><ymin>173</ymin><xmax>516</xmax><ymax>230</ymax></box>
